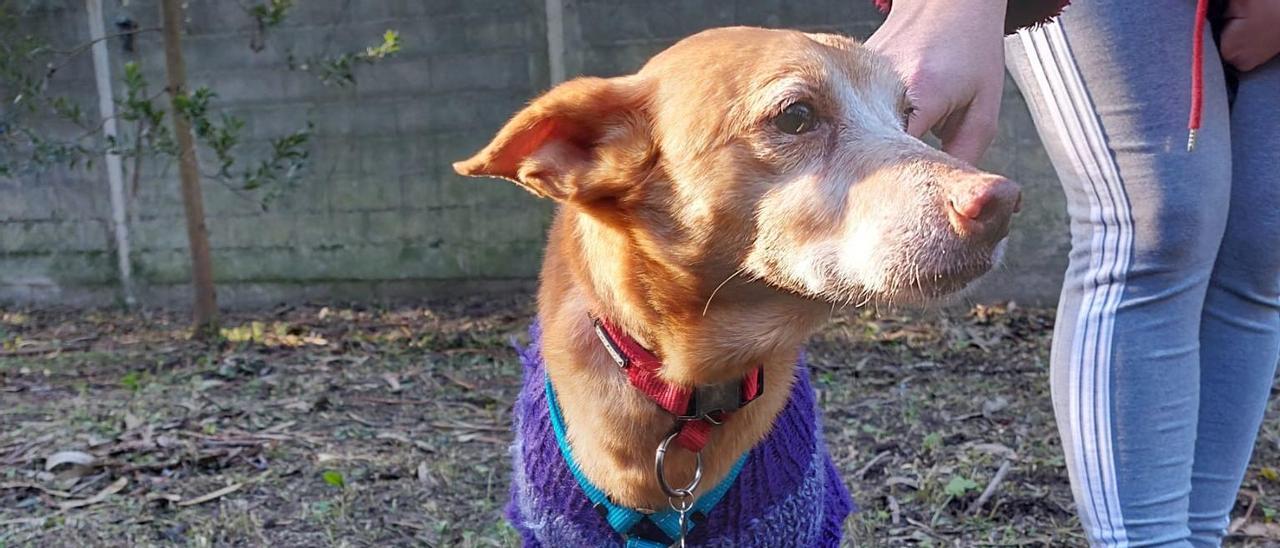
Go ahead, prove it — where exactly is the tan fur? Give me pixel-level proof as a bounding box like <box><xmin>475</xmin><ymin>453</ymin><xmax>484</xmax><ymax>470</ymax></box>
<box><xmin>454</xmin><ymin>27</ymin><xmax>1019</xmax><ymax>509</ymax></box>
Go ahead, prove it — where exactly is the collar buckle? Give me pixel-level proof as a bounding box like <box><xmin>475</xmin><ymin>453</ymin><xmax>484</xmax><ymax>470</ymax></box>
<box><xmin>678</xmin><ymin>367</ymin><xmax>764</xmax><ymax>422</ymax></box>
<box><xmin>681</xmin><ymin>381</ymin><xmax>742</xmax><ymax>421</ymax></box>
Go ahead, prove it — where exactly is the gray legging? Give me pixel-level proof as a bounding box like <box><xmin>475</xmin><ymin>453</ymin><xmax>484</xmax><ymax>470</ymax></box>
<box><xmin>1005</xmin><ymin>1</ymin><xmax>1280</xmax><ymax>546</ymax></box>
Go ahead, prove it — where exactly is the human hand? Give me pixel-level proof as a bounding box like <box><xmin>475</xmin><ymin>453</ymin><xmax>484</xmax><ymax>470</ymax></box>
<box><xmin>865</xmin><ymin>0</ymin><xmax>1008</xmax><ymax>164</ymax></box>
<box><xmin>1221</xmin><ymin>0</ymin><xmax>1280</xmax><ymax>72</ymax></box>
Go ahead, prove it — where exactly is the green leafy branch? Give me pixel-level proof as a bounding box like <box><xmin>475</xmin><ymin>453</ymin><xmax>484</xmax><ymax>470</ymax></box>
<box><xmin>247</xmin><ymin>0</ymin><xmax>293</xmax><ymax>28</ymax></box>
<box><xmin>3</xmin><ymin>2</ymin><xmax>398</xmax><ymax>210</ymax></box>
<box><xmin>245</xmin><ymin>0</ymin><xmax>294</xmax><ymax>52</ymax></box>
<box><xmin>168</xmin><ymin>79</ymin><xmax>313</xmax><ymax>208</ymax></box>
<box><xmin>288</xmin><ymin>30</ymin><xmax>401</xmax><ymax>87</ymax></box>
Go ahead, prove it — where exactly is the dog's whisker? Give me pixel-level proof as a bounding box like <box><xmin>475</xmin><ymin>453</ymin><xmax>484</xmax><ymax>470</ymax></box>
<box><xmin>703</xmin><ymin>267</ymin><xmax>747</xmax><ymax>317</ymax></box>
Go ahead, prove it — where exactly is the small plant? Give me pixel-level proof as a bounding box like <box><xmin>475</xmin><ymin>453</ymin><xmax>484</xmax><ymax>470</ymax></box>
<box><xmin>120</xmin><ymin>371</ymin><xmax>144</xmax><ymax>392</ymax></box>
<box><xmin>944</xmin><ymin>475</ymin><xmax>979</xmax><ymax>498</ymax></box>
<box><xmin>321</xmin><ymin>470</ymin><xmax>346</xmax><ymax>489</ymax></box>
<box><xmin>922</xmin><ymin>432</ymin><xmax>943</xmax><ymax>454</ymax></box>
<box><xmin>1261</xmin><ymin>466</ymin><xmax>1279</xmax><ymax>482</ymax></box>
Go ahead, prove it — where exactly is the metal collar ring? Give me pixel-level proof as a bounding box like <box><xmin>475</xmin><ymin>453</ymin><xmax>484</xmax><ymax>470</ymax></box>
<box><xmin>654</xmin><ymin>429</ymin><xmax>703</xmax><ymax>499</ymax></box>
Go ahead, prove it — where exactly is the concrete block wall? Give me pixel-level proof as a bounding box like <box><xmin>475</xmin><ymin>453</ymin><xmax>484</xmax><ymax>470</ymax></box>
<box><xmin>1</xmin><ymin>0</ymin><xmax>120</xmax><ymax>303</ymax></box>
<box><xmin>1</xmin><ymin>0</ymin><xmax>1069</xmax><ymax>308</ymax></box>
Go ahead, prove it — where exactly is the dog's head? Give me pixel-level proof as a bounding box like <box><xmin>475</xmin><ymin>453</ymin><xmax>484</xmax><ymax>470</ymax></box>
<box><xmin>455</xmin><ymin>27</ymin><xmax>1019</xmax><ymax>307</ymax></box>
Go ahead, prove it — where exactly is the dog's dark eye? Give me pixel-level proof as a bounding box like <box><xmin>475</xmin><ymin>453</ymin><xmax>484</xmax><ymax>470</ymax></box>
<box><xmin>773</xmin><ymin>102</ymin><xmax>817</xmax><ymax>135</ymax></box>
<box><xmin>902</xmin><ymin>105</ymin><xmax>917</xmax><ymax>130</ymax></box>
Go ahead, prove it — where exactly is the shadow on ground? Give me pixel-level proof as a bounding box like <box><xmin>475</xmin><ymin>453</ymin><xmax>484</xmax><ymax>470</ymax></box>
<box><xmin>3</xmin><ymin>294</ymin><xmax>1278</xmax><ymax>546</ymax></box>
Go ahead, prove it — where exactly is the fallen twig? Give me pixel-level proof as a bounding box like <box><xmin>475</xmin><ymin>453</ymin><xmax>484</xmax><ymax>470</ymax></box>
<box><xmin>2</xmin><ymin>433</ymin><xmax>57</xmax><ymax>465</ymax></box>
<box><xmin>114</xmin><ymin>457</ymin><xmax>183</xmax><ymax>474</ymax></box>
<box><xmin>949</xmin><ymin>412</ymin><xmax>986</xmax><ymax>422</ymax></box>
<box><xmin>0</xmin><ymin>482</ymin><xmax>74</xmax><ymax>498</ymax></box>
<box><xmin>972</xmin><ymin>538</ymin><xmax>1058</xmax><ymax>546</ymax></box>
<box><xmin>904</xmin><ymin>517</ymin><xmax>943</xmax><ymax>539</ymax></box>
<box><xmin>376</xmin><ymin>432</ymin><xmax>434</xmax><ymax>452</ymax></box>
<box><xmin>430</xmin><ymin>420</ymin><xmax>506</xmax><ymax>433</ymax></box>
<box><xmin>94</xmin><ymin>439</ymin><xmax>158</xmax><ymax>457</ymax></box>
<box><xmin>348</xmin><ymin>397</ymin><xmax>431</xmax><ymax>405</ymax></box>
<box><xmin>346</xmin><ymin>412</ymin><xmax>386</xmax><ymax>428</ymax></box>
<box><xmin>441</xmin><ymin>371</ymin><xmax>476</xmax><ymax>391</ymax></box>
<box><xmin>855</xmin><ymin>451</ymin><xmax>891</xmax><ymax>479</ymax></box>
<box><xmin>454</xmin><ymin>433</ymin><xmax>505</xmax><ymax>445</ymax></box>
<box><xmin>1230</xmin><ymin>489</ymin><xmax>1260</xmax><ymax>534</ymax></box>
<box><xmin>0</xmin><ymin>517</ymin><xmax>49</xmax><ymax>527</ymax></box>
<box><xmin>178</xmin><ymin>429</ymin><xmax>300</xmax><ymax>444</ymax></box>
<box><xmin>259</xmin><ymin>421</ymin><xmax>297</xmax><ymax>434</ymax></box>
<box><xmin>967</xmin><ymin>460</ymin><xmax>1014</xmax><ymax>515</ymax></box>
<box><xmin>387</xmin><ymin>519</ymin><xmax>425</xmax><ymax>531</ymax></box>
<box><xmin>56</xmin><ymin>477</ymin><xmax>127</xmax><ymax>511</ymax></box>
<box><xmin>176</xmin><ymin>482</ymin><xmax>243</xmax><ymax>507</ymax></box>
<box><xmin>0</xmin><ymin>337</ymin><xmax>96</xmax><ymax>357</ymax></box>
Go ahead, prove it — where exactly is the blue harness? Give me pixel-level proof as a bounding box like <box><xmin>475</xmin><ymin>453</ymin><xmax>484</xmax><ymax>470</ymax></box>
<box><xmin>545</xmin><ymin>379</ymin><xmax>746</xmax><ymax>547</ymax></box>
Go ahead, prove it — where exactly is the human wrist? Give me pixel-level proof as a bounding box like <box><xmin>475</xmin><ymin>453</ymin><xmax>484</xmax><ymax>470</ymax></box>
<box><xmin>883</xmin><ymin>0</ymin><xmax>1007</xmax><ymax>31</ymax></box>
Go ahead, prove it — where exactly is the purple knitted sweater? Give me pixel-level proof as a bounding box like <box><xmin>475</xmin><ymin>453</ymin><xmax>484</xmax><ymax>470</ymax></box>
<box><xmin>509</xmin><ymin>323</ymin><xmax>854</xmax><ymax>547</ymax></box>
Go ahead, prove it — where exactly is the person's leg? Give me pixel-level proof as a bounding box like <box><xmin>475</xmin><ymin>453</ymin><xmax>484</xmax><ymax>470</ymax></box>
<box><xmin>1004</xmin><ymin>1</ymin><xmax>1232</xmax><ymax>545</ymax></box>
<box><xmin>1186</xmin><ymin>57</ymin><xmax>1280</xmax><ymax>546</ymax></box>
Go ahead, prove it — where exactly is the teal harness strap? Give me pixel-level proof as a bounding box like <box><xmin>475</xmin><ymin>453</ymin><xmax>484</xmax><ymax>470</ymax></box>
<box><xmin>545</xmin><ymin>379</ymin><xmax>747</xmax><ymax>547</ymax></box>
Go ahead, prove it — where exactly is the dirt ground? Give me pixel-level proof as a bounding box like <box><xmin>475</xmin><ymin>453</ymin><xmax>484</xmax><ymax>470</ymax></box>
<box><xmin>3</xmin><ymin>294</ymin><xmax>1280</xmax><ymax>547</ymax></box>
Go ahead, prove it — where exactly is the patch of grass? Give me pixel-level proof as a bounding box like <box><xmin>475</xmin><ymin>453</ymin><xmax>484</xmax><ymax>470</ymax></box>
<box><xmin>119</xmin><ymin>371</ymin><xmax>143</xmax><ymax>392</ymax></box>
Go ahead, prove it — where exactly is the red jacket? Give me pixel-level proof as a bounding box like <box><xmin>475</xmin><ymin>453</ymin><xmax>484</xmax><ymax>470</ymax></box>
<box><xmin>873</xmin><ymin>0</ymin><xmax>1071</xmax><ymax>35</ymax></box>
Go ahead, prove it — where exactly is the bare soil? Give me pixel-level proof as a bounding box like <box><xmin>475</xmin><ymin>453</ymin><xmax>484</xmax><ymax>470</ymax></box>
<box><xmin>3</xmin><ymin>294</ymin><xmax>1279</xmax><ymax>547</ymax></box>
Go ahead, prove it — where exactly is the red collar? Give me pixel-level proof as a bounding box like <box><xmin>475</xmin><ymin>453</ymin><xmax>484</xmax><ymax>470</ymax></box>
<box><xmin>592</xmin><ymin>317</ymin><xmax>764</xmax><ymax>453</ymax></box>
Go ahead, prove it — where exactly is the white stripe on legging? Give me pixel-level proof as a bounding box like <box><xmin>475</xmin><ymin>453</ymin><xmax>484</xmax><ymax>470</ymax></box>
<box><xmin>1018</xmin><ymin>23</ymin><xmax>1134</xmax><ymax>547</ymax></box>
<box><xmin>1047</xmin><ymin>22</ymin><xmax>1136</xmax><ymax>547</ymax></box>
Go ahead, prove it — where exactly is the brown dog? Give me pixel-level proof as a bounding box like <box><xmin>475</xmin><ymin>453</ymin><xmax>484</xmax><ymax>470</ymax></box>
<box><xmin>456</xmin><ymin>26</ymin><xmax>1019</xmax><ymax>546</ymax></box>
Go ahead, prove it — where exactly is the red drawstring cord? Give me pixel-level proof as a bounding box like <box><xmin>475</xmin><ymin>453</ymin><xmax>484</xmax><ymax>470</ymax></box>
<box><xmin>1188</xmin><ymin>0</ymin><xmax>1208</xmax><ymax>151</ymax></box>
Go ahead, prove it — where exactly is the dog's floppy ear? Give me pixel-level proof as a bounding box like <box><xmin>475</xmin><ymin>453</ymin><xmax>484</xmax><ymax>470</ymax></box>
<box><xmin>453</xmin><ymin>76</ymin><xmax>651</xmax><ymax>202</ymax></box>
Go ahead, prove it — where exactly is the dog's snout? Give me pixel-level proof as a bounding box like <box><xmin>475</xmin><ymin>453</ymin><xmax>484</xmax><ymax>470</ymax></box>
<box><xmin>946</xmin><ymin>175</ymin><xmax>1022</xmax><ymax>243</ymax></box>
